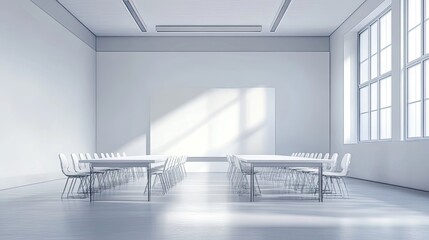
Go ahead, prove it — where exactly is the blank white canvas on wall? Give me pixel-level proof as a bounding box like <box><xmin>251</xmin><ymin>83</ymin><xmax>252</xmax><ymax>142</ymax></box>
<box><xmin>150</xmin><ymin>88</ymin><xmax>275</xmax><ymax>156</ymax></box>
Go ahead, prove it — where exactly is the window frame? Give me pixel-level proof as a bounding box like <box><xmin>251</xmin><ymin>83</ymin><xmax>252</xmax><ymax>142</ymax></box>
<box><xmin>358</xmin><ymin>8</ymin><xmax>393</xmax><ymax>142</ymax></box>
<box><xmin>404</xmin><ymin>0</ymin><xmax>429</xmax><ymax>140</ymax></box>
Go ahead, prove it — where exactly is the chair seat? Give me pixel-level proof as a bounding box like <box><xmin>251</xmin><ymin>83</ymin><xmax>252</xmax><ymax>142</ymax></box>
<box><xmin>241</xmin><ymin>170</ymin><xmax>260</xmax><ymax>175</ymax></box>
<box><xmin>93</xmin><ymin>167</ymin><xmax>110</xmax><ymax>171</ymax></box>
<box><xmin>66</xmin><ymin>172</ymin><xmax>89</xmax><ymax>177</ymax></box>
<box><xmin>296</xmin><ymin>167</ymin><xmax>317</xmax><ymax>172</ymax></box>
<box><xmin>323</xmin><ymin>171</ymin><xmax>345</xmax><ymax>177</ymax></box>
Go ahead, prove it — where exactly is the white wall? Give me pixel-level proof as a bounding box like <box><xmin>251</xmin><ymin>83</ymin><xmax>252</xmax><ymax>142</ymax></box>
<box><xmin>97</xmin><ymin>51</ymin><xmax>330</xmax><ymax>171</ymax></box>
<box><xmin>150</xmin><ymin>88</ymin><xmax>276</xmax><ymax>156</ymax></box>
<box><xmin>0</xmin><ymin>1</ymin><xmax>96</xmax><ymax>189</ymax></box>
<box><xmin>330</xmin><ymin>0</ymin><xmax>429</xmax><ymax>191</ymax></box>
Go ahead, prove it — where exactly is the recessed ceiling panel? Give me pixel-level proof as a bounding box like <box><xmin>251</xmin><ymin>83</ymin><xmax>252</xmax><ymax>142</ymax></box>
<box><xmin>133</xmin><ymin>0</ymin><xmax>282</xmax><ymax>34</ymax></box>
<box><xmin>57</xmin><ymin>0</ymin><xmax>143</xmax><ymax>35</ymax></box>
<box><xmin>275</xmin><ymin>0</ymin><xmax>366</xmax><ymax>36</ymax></box>
<box><xmin>57</xmin><ymin>0</ymin><xmax>367</xmax><ymax>36</ymax></box>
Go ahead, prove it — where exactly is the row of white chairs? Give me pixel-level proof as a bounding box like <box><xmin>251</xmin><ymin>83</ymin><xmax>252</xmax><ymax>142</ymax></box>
<box><xmin>59</xmin><ymin>153</ymin><xmax>188</xmax><ymax>199</ymax></box>
<box><xmin>145</xmin><ymin>156</ymin><xmax>188</xmax><ymax>195</ymax></box>
<box><xmin>227</xmin><ymin>153</ymin><xmax>351</xmax><ymax>198</ymax></box>
<box><xmin>227</xmin><ymin>155</ymin><xmax>262</xmax><ymax>195</ymax></box>
<box><xmin>59</xmin><ymin>152</ymin><xmax>140</xmax><ymax>199</ymax></box>
<box><xmin>290</xmin><ymin>152</ymin><xmax>351</xmax><ymax>197</ymax></box>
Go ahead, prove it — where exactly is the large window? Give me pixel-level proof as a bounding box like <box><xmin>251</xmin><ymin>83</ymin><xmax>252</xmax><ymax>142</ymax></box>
<box><xmin>358</xmin><ymin>10</ymin><xmax>392</xmax><ymax>141</ymax></box>
<box><xmin>406</xmin><ymin>0</ymin><xmax>429</xmax><ymax>138</ymax></box>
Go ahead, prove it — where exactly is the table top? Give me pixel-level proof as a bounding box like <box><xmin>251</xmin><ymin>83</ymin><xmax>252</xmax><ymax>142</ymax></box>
<box><xmin>80</xmin><ymin>155</ymin><xmax>169</xmax><ymax>164</ymax></box>
<box><xmin>236</xmin><ymin>155</ymin><xmax>333</xmax><ymax>164</ymax></box>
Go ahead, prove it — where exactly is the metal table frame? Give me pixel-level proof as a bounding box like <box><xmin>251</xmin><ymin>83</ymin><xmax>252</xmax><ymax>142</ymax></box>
<box><xmin>81</xmin><ymin>157</ymin><xmax>167</xmax><ymax>202</ymax></box>
<box><xmin>237</xmin><ymin>155</ymin><xmax>333</xmax><ymax>202</ymax></box>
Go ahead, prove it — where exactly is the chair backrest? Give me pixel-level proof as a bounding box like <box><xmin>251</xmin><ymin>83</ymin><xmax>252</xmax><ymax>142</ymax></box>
<box><xmin>70</xmin><ymin>153</ymin><xmax>82</xmax><ymax>172</ymax></box>
<box><xmin>304</xmin><ymin>153</ymin><xmax>310</xmax><ymax>158</ymax></box>
<box><xmin>309</xmin><ymin>153</ymin><xmax>315</xmax><ymax>158</ymax></box>
<box><xmin>122</xmin><ymin>152</ymin><xmax>127</xmax><ymax>157</ymax></box>
<box><xmin>316</xmin><ymin>153</ymin><xmax>323</xmax><ymax>159</ymax></box>
<box><xmin>79</xmin><ymin>153</ymin><xmax>86</xmax><ymax>160</ymax></box>
<box><xmin>116</xmin><ymin>153</ymin><xmax>121</xmax><ymax>157</ymax></box>
<box><xmin>162</xmin><ymin>156</ymin><xmax>173</xmax><ymax>172</ymax></box>
<box><xmin>59</xmin><ymin>153</ymin><xmax>72</xmax><ymax>175</ymax></box>
<box><xmin>94</xmin><ymin>153</ymin><xmax>100</xmax><ymax>159</ymax></box>
<box><xmin>330</xmin><ymin>153</ymin><xmax>339</xmax><ymax>171</ymax></box>
<box><xmin>339</xmin><ymin>153</ymin><xmax>351</xmax><ymax>176</ymax></box>
<box><xmin>100</xmin><ymin>153</ymin><xmax>106</xmax><ymax>158</ymax></box>
<box><xmin>78</xmin><ymin>153</ymin><xmax>88</xmax><ymax>170</ymax></box>
<box><xmin>235</xmin><ymin>156</ymin><xmax>251</xmax><ymax>173</ymax></box>
<box><xmin>85</xmin><ymin>153</ymin><xmax>92</xmax><ymax>160</ymax></box>
<box><xmin>323</xmin><ymin>153</ymin><xmax>330</xmax><ymax>159</ymax></box>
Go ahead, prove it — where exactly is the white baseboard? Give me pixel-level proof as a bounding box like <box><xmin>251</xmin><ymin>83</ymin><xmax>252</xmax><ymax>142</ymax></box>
<box><xmin>0</xmin><ymin>173</ymin><xmax>64</xmax><ymax>190</ymax></box>
<box><xmin>185</xmin><ymin>162</ymin><xmax>228</xmax><ymax>172</ymax></box>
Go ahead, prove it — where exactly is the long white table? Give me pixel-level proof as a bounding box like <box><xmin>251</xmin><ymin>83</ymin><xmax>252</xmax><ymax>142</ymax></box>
<box><xmin>80</xmin><ymin>156</ymin><xmax>168</xmax><ymax>202</ymax></box>
<box><xmin>237</xmin><ymin>155</ymin><xmax>334</xmax><ymax>202</ymax></box>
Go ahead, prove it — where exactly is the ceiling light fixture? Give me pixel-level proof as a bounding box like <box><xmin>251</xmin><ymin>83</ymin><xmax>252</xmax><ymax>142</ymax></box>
<box><xmin>270</xmin><ymin>0</ymin><xmax>292</xmax><ymax>32</ymax></box>
<box><xmin>156</xmin><ymin>25</ymin><xmax>262</xmax><ymax>32</ymax></box>
<box><xmin>123</xmin><ymin>0</ymin><xmax>147</xmax><ymax>32</ymax></box>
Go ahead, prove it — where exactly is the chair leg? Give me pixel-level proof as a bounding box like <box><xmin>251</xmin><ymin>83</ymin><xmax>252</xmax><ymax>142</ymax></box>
<box><xmin>340</xmin><ymin>177</ymin><xmax>349</xmax><ymax>198</ymax></box>
<box><xmin>61</xmin><ymin>177</ymin><xmax>70</xmax><ymax>199</ymax></box>
<box><xmin>152</xmin><ymin>174</ymin><xmax>158</xmax><ymax>188</ymax></box>
<box><xmin>160</xmin><ymin>175</ymin><xmax>167</xmax><ymax>195</ymax></box>
<box><xmin>255</xmin><ymin>174</ymin><xmax>262</xmax><ymax>195</ymax></box>
<box><xmin>335</xmin><ymin>177</ymin><xmax>343</xmax><ymax>197</ymax></box>
<box><xmin>144</xmin><ymin>174</ymin><xmax>153</xmax><ymax>194</ymax></box>
<box><xmin>67</xmin><ymin>178</ymin><xmax>76</xmax><ymax>198</ymax></box>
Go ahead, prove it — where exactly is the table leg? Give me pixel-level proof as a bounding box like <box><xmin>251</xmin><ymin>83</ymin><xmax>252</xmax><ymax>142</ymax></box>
<box><xmin>319</xmin><ymin>164</ymin><xmax>323</xmax><ymax>202</ymax></box>
<box><xmin>89</xmin><ymin>164</ymin><xmax>93</xmax><ymax>202</ymax></box>
<box><xmin>147</xmin><ymin>164</ymin><xmax>151</xmax><ymax>202</ymax></box>
<box><xmin>250</xmin><ymin>164</ymin><xmax>254</xmax><ymax>202</ymax></box>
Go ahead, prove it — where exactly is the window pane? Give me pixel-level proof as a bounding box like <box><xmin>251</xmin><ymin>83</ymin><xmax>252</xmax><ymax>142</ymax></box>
<box><xmin>360</xmin><ymin>60</ymin><xmax>369</xmax><ymax>84</ymax></box>
<box><xmin>380</xmin><ymin>77</ymin><xmax>392</xmax><ymax>108</ymax></box>
<box><xmin>360</xmin><ymin>29</ymin><xmax>369</xmax><ymax>61</ymax></box>
<box><xmin>380</xmin><ymin>46</ymin><xmax>392</xmax><ymax>74</ymax></box>
<box><xmin>371</xmin><ymin>54</ymin><xmax>378</xmax><ymax>79</ymax></box>
<box><xmin>408</xmin><ymin>102</ymin><xmax>422</xmax><ymax>138</ymax></box>
<box><xmin>408</xmin><ymin>26</ymin><xmax>422</xmax><ymax>62</ymax></box>
<box><xmin>380</xmin><ymin>107</ymin><xmax>392</xmax><ymax>139</ymax></box>
<box><xmin>371</xmin><ymin>82</ymin><xmax>378</xmax><ymax>110</ymax></box>
<box><xmin>425</xmin><ymin>100</ymin><xmax>429</xmax><ymax>136</ymax></box>
<box><xmin>380</xmin><ymin>11</ymin><xmax>392</xmax><ymax>49</ymax></box>
<box><xmin>360</xmin><ymin>113</ymin><xmax>369</xmax><ymax>141</ymax></box>
<box><xmin>371</xmin><ymin>23</ymin><xmax>378</xmax><ymax>55</ymax></box>
<box><xmin>360</xmin><ymin>86</ymin><xmax>369</xmax><ymax>113</ymax></box>
<box><xmin>408</xmin><ymin>0</ymin><xmax>422</xmax><ymax>29</ymax></box>
<box><xmin>408</xmin><ymin>64</ymin><xmax>422</xmax><ymax>103</ymax></box>
<box><xmin>426</xmin><ymin>0</ymin><xmax>429</xmax><ymax>20</ymax></box>
<box><xmin>425</xmin><ymin>61</ymin><xmax>429</xmax><ymax>98</ymax></box>
<box><xmin>425</xmin><ymin>20</ymin><xmax>429</xmax><ymax>53</ymax></box>
<box><xmin>371</xmin><ymin>111</ymin><xmax>378</xmax><ymax>140</ymax></box>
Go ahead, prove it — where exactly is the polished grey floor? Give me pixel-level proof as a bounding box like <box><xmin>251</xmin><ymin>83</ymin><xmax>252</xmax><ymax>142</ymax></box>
<box><xmin>1</xmin><ymin>173</ymin><xmax>429</xmax><ymax>240</ymax></box>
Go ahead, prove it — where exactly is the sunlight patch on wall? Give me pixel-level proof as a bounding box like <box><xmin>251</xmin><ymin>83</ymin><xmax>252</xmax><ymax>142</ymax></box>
<box><xmin>150</xmin><ymin>88</ymin><xmax>275</xmax><ymax>156</ymax></box>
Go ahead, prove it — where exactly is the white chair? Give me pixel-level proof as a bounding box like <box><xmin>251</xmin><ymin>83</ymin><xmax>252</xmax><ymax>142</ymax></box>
<box><xmin>328</xmin><ymin>153</ymin><xmax>339</xmax><ymax>171</ymax></box>
<box><xmin>59</xmin><ymin>154</ymin><xmax>89</xmax><ymax>199</ymax></box>
<box><xmin>323</xmin><ymin>153</ymin><xmax>351</xmax><ymax>198</ymax></box>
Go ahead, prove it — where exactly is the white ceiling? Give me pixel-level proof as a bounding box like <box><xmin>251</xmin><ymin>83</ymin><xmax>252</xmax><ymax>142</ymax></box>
<box><xmin>57</xmin><ymin>0</ymin><xmax>366</xmax><ymax>37</ymax></box>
